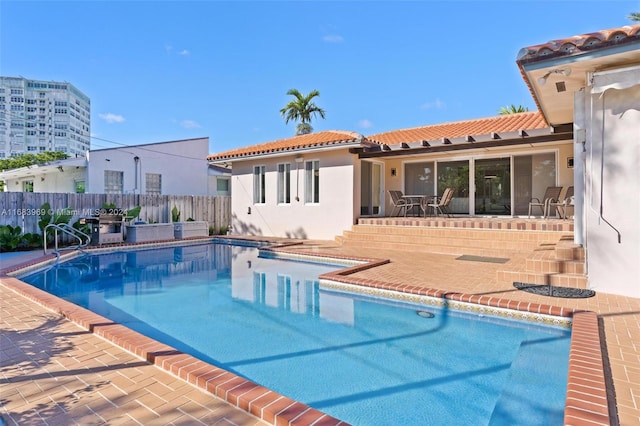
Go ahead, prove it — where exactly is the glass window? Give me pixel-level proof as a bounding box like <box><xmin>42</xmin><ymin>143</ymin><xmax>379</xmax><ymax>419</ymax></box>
<box><xmin>253</xmin><ymin>165</ymin><xmax>266</xmax><ymax>204</ymax></box>
<box><xmin>474</xmin><ymin>157</ymin><xmax>511</xmax><ymax>215</ymax></box>
<box><xmin>304</xmin><ymin>160</ymin><xmax>320</xmax><ymax>203</ymax></box>
<box><xmin>437</xmin><ymin>160</ymin><xmax>470</xmax><ymax>214</ymax></box>
<box><xmin>75</xmin><ymin>180</ymin><xmax>85</xmax><ymax>194</ymax></box>
<box><xmin>22</xmin><ymin>180</ymin><xmax>34</xmax><ymax>192</ymax></box>
<box><xmin>513</xmin><ymin>153</ymin><xmax>556</xmax><ymax>215</ymax></box>
<box><xmin>404</xmin><ymin>161</ymin><xmax>435</xmax><ymax>196</ymax></box>
<box><xmin>216</xmin><ymin>178</ymin><xmax>230</xmax><ymax>194</ymax></box>
<box><xmin>277</xmin><ymin>163</ymin><xmax>291</xmax><ymax>204</ymax></box>
<box><xmin>104</xmin><ymin>170</ymin><xmax>123</xmax><ymax>194</ymax></box>
<box><xmin>145</xmin><ymin>173</ymin><xmax>162</xmax><ymax>195</ymax></box>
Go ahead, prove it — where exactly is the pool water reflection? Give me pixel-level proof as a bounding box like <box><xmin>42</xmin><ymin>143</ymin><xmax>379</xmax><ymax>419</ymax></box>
<box><xmin>22</xmin><ymin>242</ymin><xmax>571</xmax><ymax>425</ymax></box>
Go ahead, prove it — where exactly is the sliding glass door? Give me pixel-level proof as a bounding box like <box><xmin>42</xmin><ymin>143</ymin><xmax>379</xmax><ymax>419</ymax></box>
<box><xmin>474</xmin><ymin>158</ymin><xmax>511</xmax><ymax>215</ymax></box>
<box><xmin>395</xmin><ymin>151</ymin><xmax>556</xmax><ymax>216</ymax></box>
<box><xmin>437</xmin><ymin>160</ymin><xmax>470</xmax><ymax>215</ymax></box>
<box><xmin>404</xmin><ymin>161</ymin><xmax>436</xmax><ymax>197</ymax></box>
<box><xmin>512</xmin><ymin>153</ymin><xmax>556</xmax><ymax>215</ymax></box>
<box><xmin>360</xmin><ymin>161</ymin><xmax>383</xmax><ymax>216</ymax></box>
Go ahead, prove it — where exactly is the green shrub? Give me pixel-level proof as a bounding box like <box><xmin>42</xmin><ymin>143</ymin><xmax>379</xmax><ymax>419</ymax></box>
<box><xmin>38</xmin><ymin>202</ymin><xmax>73</xmax><ymax>242</ymax></box>
<box><xmin>171</xmin><ymin>205</ymin><xmax>181</xmax><ymax>222</ymax></box>
<box><xmin>0</xmin><ymin>225</ymin><xmax>25</xmax><ymax>252</ymax></box>
<box><xmin>0</xmin><ymin>225</ymin><xmax>42</xmax><ymax>252</ymax></box>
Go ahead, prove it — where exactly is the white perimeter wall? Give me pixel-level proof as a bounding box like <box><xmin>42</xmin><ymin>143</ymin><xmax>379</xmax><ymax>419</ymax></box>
<box><xmin>230</xmin><ymin>149</ymin><xmax>357</xmax><ymax>240</ymax></box>
<box><xmin>585</xmin><ymin>82</ymin><xmax>640</xmax><ymax>298</ymax></box>
<box><xmin>87</xmin><ymin>138</ymin><xmax>210</xmax><ymax>195</ymax></box>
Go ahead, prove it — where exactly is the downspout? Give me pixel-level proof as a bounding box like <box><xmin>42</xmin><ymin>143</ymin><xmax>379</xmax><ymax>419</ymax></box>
<box><xmin>133</xmin><ymin>156</ymin><xmax>140</xmax><ymax>195</ymax></box>
<box><xmin>573</xmin><ymin>90</ymin><xmax>586</xmax><ymax>246</ymax></box>
<box><xmin>587</xmin><ymin>85</ymin><xmax>622</xmax><ymax>244</ymax></box>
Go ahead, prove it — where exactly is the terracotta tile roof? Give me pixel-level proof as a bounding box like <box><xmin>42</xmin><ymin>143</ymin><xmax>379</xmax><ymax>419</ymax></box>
<box><xmin>208</xmin><ymin>130</ymin><xmax>367</xmax><ymax>161</ymax></box>
<box><xmin>366</xmin><ymin>111</ymin><xmax>548</xmax><ymax>145</ymax></box>
<box><xmin>517</xmin><ymin>24</ymin><xmax>640</xmax><ymax>64</ymax></box>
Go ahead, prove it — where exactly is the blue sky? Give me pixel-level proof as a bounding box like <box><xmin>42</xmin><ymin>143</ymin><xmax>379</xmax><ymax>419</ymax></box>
<box><xmin>2</xmin><ymin>1</ymin><xmax>638</xmax><ymax>154</ymax></box>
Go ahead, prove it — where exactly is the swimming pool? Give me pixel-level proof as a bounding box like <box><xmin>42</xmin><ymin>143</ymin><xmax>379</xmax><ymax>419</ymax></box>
<box><xmin>21</xmin><ymin>242</ymin><xmax>571</xmax><ymax>425</ymax></box>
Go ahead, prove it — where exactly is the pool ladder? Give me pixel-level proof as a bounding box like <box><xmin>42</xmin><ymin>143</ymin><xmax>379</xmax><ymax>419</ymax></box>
<box><xmin>44</xmin><ymin>223</ymin><xmax>91</xmax><ymax>263</ymax></box>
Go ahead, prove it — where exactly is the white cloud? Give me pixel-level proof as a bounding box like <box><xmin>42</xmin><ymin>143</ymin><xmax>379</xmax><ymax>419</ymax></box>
<box><xmin>323</xmin><ymin>34</ymin><xmax>344</xmax><ymax>43</ymax></box>
<box><xmin>165</xmin><ymin>44</ymin><xmax>190</xmax><ymax>56</ymax></box>
<box><xmin>420</xmin><ymin>98</ymin><xmax>446</xmax><ymax>110</ymax></box>
<box><xmin>180</xmin><ymin>119</ymin><xmax>201</xmax><ymax>129</ymax></box>
<box><xmin>99</xmin><ymin>113</ymin><xmax>125</xmax><ymax>124</ymax></box>
<box><xmin>358</xmin><ymin>119</ymin><xmax>373</xmax><ymax>129</ymax></box>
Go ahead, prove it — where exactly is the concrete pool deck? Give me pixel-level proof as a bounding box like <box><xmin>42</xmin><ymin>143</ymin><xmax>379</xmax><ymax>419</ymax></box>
<box><xmin>1</xmin><ymin>237</ymin><xmax>639</xmax><ymax>425</ymax></box>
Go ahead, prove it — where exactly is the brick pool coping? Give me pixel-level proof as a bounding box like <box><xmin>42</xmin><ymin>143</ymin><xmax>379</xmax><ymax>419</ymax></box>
<box><xmin>1</xmin><ymin>239</ymin><xmax>610</xmax><ymax>426</ymax></box>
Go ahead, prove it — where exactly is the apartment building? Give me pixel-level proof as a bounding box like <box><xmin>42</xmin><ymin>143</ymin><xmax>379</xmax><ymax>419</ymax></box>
<box><xmin>0</xmin><ymin>76</ymin><xmax>91</xmax><ymax>158</ymax></box>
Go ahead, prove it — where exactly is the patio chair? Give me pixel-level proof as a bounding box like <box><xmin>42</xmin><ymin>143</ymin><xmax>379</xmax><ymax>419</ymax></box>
<box><xmin>423</xmin><ymin>188</ymin><xmax>455</xmax><ymax>217</ymax></box>
<box><xmin>528</xmin><ymin>186</ymin><xmax>562</xmax><ymax>218</ymax></box>
<box><xmin>548</xmin><ymin>186</ymin><xmax>574</xmax><ymax>219</ymax></box>
<box><xmin>389</xmin><ymin>190</ymin><xmax>421</xmax><ymax>217</ymax></box>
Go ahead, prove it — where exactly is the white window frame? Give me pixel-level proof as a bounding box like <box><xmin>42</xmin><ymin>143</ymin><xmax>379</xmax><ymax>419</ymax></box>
<box><xmin>304</xmin><ymin>160</ymin><xmax>320</xmax><ymax>204</ymax></box>
<box><xmin>253</xmin><ymin>165</ymin><xmax>266</xmax><ymax>204</ymax></box>
<box><xmin>277</xmin><ymin>162</ymin><xmax>291</xmax><ymax>204</ymax></box>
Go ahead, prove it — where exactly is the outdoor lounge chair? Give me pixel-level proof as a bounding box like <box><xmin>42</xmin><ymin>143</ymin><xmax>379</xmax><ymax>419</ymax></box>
<box><xmin>548</xmin><ymin>186</ymin><xmax>574</xmax><ymax>219</ymax></box>
<box><xmin>389</xmin><ymin>190</ymin><xmax>421</xmax><ymax>217</ymax></box>
<box><xmin>528</xmin><ymin>186</ymin><xmax>562</xmax><ymax>218</ymax></box>
<box><xmin>422</xmin><ymin>188</ymin><xmax>454</xmax><ymax>217</ymax></box>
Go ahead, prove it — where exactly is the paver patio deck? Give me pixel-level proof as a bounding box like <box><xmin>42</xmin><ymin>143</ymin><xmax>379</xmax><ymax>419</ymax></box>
<box><xmin>1</xmin><ymin>229</ymin><xmax>638</xmax><ymax>425</ymax></box>
<box><xmin>0</xmin><ymin>283</ymin><xmax>268</xmax><ymax>426</ymax></box>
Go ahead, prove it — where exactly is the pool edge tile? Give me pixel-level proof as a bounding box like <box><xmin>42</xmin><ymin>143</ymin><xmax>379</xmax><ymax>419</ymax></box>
<box><xmin>1</xmin><ymin>243</ymin><xmax>612</xmax><ymax>426</ymax></box>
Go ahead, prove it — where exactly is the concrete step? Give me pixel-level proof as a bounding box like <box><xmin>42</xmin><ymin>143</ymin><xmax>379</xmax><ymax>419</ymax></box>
<box><xmin>347</xmin><ymin>224</ymin><xmax>569</xmax><ymax>245</ymax></box>
<box><xmin>340</xmin><ymin>237</ymin><xmax>519</xmax><ymax>258</ymax></box>
<box><xmin>525</xmin><ymin>258</ymin><xmax>586</xmax><ymax>275</ymax></box>
<box><xmin>555</xmin><ymin>244</ymin><xmax>585</xmax><ymax>261</ymax></box>
<box><xmin>340</xmin><ymin>226</ymin><xmax>567</xmax><ymax>255</ymax></box>
<box><xmin>357</xmin><ymin>217</ymin><xmax>574</xmax><ymax>233</ymax></box>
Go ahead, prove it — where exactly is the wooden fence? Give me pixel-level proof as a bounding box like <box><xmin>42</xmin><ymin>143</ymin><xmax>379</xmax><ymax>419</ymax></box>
<box><xmin>0</xmin><ymin>192</ymin><xmax>231</xmax><ymax>236</ymax></box>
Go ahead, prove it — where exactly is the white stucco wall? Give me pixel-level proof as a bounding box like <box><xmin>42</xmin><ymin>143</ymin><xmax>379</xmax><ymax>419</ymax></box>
<box><xmin>1</xmin><ymin>158</ymin><xmax>88</xmax><ymax>193</ymax></box>
<box><xmin>585</xmin><ymin>79</ymin><xmax>640</xmax><ymax>297</ymax></box>
<box><xmin>4</xmin><ymin>171</ymin><xmax>82</xmax><ymax>193</ymax></box>
<box><xmin>230</xmin><ymin>149</ymin><xmax>357</xmax><ymax>240</ymax></box>
<box><xmin>87</xmin><ymin>138</ymin><xmax>210</xmax><ymax>195</ymax></box>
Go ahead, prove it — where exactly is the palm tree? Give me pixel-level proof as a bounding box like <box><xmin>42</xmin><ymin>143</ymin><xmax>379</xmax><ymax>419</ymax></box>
<box><xmin>498</xmin><ymin>105</ymin><xmax>529</xmax><ymax>115</ymax></box>
<box><xmin>629</xmin><ymin>12</ymin><xmax>640</xmax><ymax>21</ymax></box>
<box><xmin>280</xmin><ymin>89</ymin><xmax>326</xmax><ymax>135</ymax></box>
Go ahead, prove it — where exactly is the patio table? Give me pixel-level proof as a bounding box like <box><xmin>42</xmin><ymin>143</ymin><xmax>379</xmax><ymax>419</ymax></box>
<box><xmin>401</xmin><ymin>195</ymin><xmax>426</xmax><ymax>216</ymax></box>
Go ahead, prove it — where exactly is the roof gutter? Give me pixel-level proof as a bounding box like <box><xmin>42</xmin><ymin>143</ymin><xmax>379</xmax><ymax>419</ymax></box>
<box><xmin>208</xmin><ymin>141</ymin><xmax>367</xmax><ymax>165</ymax></box>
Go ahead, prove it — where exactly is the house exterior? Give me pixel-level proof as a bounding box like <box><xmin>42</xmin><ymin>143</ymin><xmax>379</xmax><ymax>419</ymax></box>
<box><xmin>0</xmin><ymin>156</ymin><xmax>88</xmax><ymax>193</ymax></box>
<box><xmin>362</xmin><ymin>111</ymin><xmax>574</xmax><ymax>218</ymax></box>
<box><xmin>0</xmin><ymin>137</ymin><xmax>230</xmax><ymax>196</ymax></box>
<box><xmin>208</xmin><ymin>131</ymin><xmax>371</xmax><ymax>240</ymax></box>
<box><xmin>210</xmin><ymin>25</ymin><xmax>639</xmax><ymax>298</ymax></box>
<box><xmin>208</xmin><ymin>114</ymin><xmax>573</xmax><ymax>240</ymax></box>
<box><xmin>87</xmin><ymin>137</ymin><xmax>217</xmax><ymax>196</ymax></box>
<box><xmin>517</xmin><ymin>24</ymin><xmax>640</xmax><ymax>298</ymax></box>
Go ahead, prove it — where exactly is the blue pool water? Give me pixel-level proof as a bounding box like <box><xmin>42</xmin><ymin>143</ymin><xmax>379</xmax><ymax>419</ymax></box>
<box><xmin>21</xmin><ymin>242</ymin><xmax>571</xmax><ymax>425</ymax></box>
